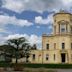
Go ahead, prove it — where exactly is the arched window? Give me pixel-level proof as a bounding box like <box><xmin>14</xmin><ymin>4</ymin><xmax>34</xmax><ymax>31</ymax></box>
<box><xmin>58</xmin><ymin>20</ymin><xmax>69</xmax><ymax>34</ymax></box>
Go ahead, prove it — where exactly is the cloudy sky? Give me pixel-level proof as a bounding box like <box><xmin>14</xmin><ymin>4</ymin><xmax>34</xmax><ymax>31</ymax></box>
<box><xmin>0</xmin><ymin>0</ymin><xmax>72</xmax><ymax>49</ymax></box>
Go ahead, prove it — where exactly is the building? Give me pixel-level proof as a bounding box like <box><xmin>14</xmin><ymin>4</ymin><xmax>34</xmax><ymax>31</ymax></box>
<box><xmin>12</xmin><ymin>11</ymin><xmax>72</xmax><ymax>64</ymax></box>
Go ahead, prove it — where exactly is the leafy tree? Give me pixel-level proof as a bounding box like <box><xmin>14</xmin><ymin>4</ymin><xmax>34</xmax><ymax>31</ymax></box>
<box><xmin>0</xmin><ymin>45</ymin><xmax>15</xmax><ymax>62</ymax></box>
<box><xmin>6</xmin><ymin>37</ymin><xmax>31</xmax><ymax>63</ymax></box>
<box><xmin>32</xmin><ymin>44</ymin><xmax>37</xmax><ymax>50</ymax></box>
<box><xmin>22</xmin><ymin>44</ymin><xmax>31</xmax><ymax>63</ymax></box>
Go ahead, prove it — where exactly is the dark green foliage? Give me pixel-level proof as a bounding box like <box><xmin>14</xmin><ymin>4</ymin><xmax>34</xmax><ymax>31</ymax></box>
<box><xmin>6</xmin><ymin>37</ymin><xmax>31</xmax><ymax>63</ymax></box>
<box><xmin>0</xmin><ymin>45</ymin><xmax>15</xmax><ymax>62</ymax></box>
<box><xmin>13</xmin><ymin>63</ymin><xmax>72</xmax><ymax>69</ymax></box>
<box><xmin>0</xmin><ymin>61</ymin><xmax>11</xmax><ymax>67</ymax></box>
<box><xmin>31</xmin><ymin>44</ymin><xmax>37</xmax><ymax>50</ymax></box>
<box><xmin>1</xmin><ymin>63</ymin><xmax>72</xmax><ymax>68</ymax></box>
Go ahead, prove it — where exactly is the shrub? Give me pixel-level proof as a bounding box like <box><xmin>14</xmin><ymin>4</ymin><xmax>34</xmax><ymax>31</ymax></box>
<box><xmin>13</xmin><ymin>64</ymin><xmax>24</xmax><ymax>71</ymax></box>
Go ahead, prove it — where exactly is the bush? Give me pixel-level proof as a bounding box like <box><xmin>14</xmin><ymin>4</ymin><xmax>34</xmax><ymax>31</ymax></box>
<box><xmin>0</xmin><ymin>61</ymin><xmax>11</xmax><ymax>67</ymax></box>
<box><xmin>13</xmin><ymin>64</ymin><xmax>24</xmax><ymax>71</ymax></box>
<box><xmin>21</xmin><ymin>63</ymin><xmax>72</xmax><ymax>69</ymax></box>
<box><xmin>1</xmin><ymin>62</ymin><xmax>72</xmax><ymax>69</ymax></box>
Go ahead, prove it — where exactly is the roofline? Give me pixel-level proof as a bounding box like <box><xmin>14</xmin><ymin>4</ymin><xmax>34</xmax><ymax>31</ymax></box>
<box><xmin>53</xmin><ymin>13</ymin><xmax>72</xmax><ymax>17</ymax></box>
<box><xmin>42</xmin><ymin>34</ymin><xmax>72</xmax><ymax>37</ymax></box>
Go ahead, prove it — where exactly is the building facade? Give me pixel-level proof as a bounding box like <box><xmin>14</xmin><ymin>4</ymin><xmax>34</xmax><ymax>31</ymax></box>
<box><xmin>12</xmin><ymin>11</ymin><xmax>72</xmax><ymax>64</ymax></box>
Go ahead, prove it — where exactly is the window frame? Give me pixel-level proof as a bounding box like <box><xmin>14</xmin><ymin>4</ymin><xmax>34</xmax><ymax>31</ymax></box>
<box><xmin>46</xmin><ymin>44</ymin><xmax>49</xmax><ymax>50</ymax></box>
<box><xmin>46</xmin><ymin>54</ymin><xmax>49</xmax><ymax>61</ymax></box>
<box><xmin>32</xmin><ymin>54</ymin><xmax>35</xmax><ymax>60</ymax></box>
<box><xmin>54</xmin><ymin>54</ymin><xmax>55</xmax><ymax>61</ymax></box>
<box><xmin>62</xmin><ymin>43</ymin><xmax>65</xmax><ymax>49</ymax></box>
<box><xmin>54</xmin><ymin>43</ymin><xmax>56</xmax><ymax>49</ymax></box>
<box><xmin>71</xmin><ymin>43</ymin><xmax>72</xmax><ymax>50</ymax></box>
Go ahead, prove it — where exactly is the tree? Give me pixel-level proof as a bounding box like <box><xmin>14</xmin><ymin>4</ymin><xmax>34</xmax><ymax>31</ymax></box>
<box><xmin>6</xmin><ymin>37</ymin><xmax>31</xmax><ymax>63</ymax></box>
<box><xmin>21</xmin><ymin>44</ymin><xmax>31</xmax><ymax>63</ymax></box>
<box><xmin>32</xmin><ymin>44</ymin><xmax>37</xmax><ymax>50</ymax></box>
<box><xmin>0</xmin><ymin>45</ymin><xmax>15</xmax><ymax>62</ymax></box>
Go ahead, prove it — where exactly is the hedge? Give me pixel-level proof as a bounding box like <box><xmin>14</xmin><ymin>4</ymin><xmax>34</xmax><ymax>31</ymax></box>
<box><xmin>20</xmin><ymin>63</ymin><xmax>72</xmax><ymax>69</ymax></box>
<box><xmin>1</xmin><ymin>62</ymin><xmax>72</xmax><ymax>69</ymax></box>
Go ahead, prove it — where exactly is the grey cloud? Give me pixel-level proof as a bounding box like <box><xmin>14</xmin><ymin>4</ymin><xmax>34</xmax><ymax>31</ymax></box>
<box><xmin>1</xmin><ymin>0</ymin><xmax>64</xmax><ymax>13</ymax></box>
<box><xmin>24</xmin><ymin>0</ymin><xmax>63</xmax><ymax>12</ymax></box>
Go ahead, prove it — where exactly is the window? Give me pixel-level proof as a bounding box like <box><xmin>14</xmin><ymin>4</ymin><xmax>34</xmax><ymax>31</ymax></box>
<box><xmin>46</xmin><ymin>54</ymin><xmax>49</xmax><ymax>61</ymax></box>
<box><xmin>60</xmin><ymin>24</ymin><xmax>66</xmax><ymax>33</ymax></box>
<box><xmin>61</xmin><ymin>28</ymin><xmax>65</xmax><ymax>32</ymax></box>
<box><xmin>71</xmin><ymin>54</ymin><xmax>72</xmax><ymax>61</ymax></box>
<box><xmin>54</xmin><ymin>54</ymin><xmax>55</xmax><ymax>61</ymax></box>
<box><xmin>54</xmin><ymin>43</ymin><xmax>56</xmax><ymax>49</ymax></box>
<box><xmin>62</xmin><ymin>43</ymin><xmax>65</xmax><ymax>49</ymax></box>
<box><xmin>46</xmin><ymin>44</ymin><xmax>49</xmax><ymax>50</ymax></box>
<box><xmin>54</xmin><ymin>26</ymin><xmax>56</xmax><ymax>34</ymax></box>
<box><xmin>71</xmin><ymin>27</ymin><xmax>72</xmax><ymax>33</ymax></box>
<box><xmin>71</xmin><ymin>43</ymin><xmax>72</xmax><ymax>50</ymax></box>
<box><xmin>32</xmin><ymin>54</ymin><xmax>35</xmax><ymax>60</ymax></box>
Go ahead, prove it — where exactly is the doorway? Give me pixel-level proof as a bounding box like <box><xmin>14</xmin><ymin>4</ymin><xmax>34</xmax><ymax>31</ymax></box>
<box><xmin>61</xmin><ymin>53</ymin><xmax>65</xmax><ymax>63</ymax></box>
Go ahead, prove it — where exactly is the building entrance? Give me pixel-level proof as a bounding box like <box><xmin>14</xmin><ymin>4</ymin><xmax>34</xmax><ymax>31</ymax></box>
<box><xmin>61</xmin><ymin>53</ymin><xmax>65</xmax><ymax>63</ymax></box>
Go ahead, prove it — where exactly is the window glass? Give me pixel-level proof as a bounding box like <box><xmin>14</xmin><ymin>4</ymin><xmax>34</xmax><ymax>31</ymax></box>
<box><xmin>62</xmin><ymin>43</ymin><xmax>65</xmax><ymax>49</ymax></box>
<box><xmin>54</xmin><ymin>54</ymin><xmax>55</xmax><ymax>61</ymax></box>
<box><xmin>46</xmin><ymin>44</ymin><xmax>49</xmax><ymax>50</ymax></box>
<box><xmin>61</xmin><ymin>24</ymin><xmax>66</xmax><ymax>33</ymax></box>
<box><xmin>46</xmin><ymin>54</ymin><xmax>49</xmax><ymax>61</ymax></box>
<box><xmin>71</xmin><ymin>43</ymin><xmax>72</xmax><ymax>50</ymax></box>
<box><xmin>32</xmin><ymin>54</ymin><xmax>35</xmax><ymax>60</ymax></box>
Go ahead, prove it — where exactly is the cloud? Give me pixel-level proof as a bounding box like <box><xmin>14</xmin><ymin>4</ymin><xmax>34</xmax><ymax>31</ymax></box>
<box><xmin>35</xmin><ymin>14</ymin><xmax>53</xmax><ymax>25</ymax></box>
<box><xmin>0</xmin><ymin>15</ymin><xmax>33</xmax><ymax>27</ymax></box>
<box><xmin>0</xmin><ymin>28</ymin><xmax>5</xmax><ymax>32</ymax></box>
<box><xmin>4</xmin><ymin>34</ymin><xmax>42</xmax><ymax>48</ymax></box>
<box><xmin>0</xmin><ymin>35</ymin><xmax>6</xmax><ymax>45</ymax></box>
<box><xmin>2</xmin><ymin>0</ymin><xmax>25</xmax><ymax>13</ymax></box>
<box><xmin>62</xmin><ymin>0</ymin><xmax>72</xmax><ymax>5</ymax></box>
<box><xmin>1</xmin><ymin>0</ymin><xmax>67</xmax><ymax>13</ymax></box>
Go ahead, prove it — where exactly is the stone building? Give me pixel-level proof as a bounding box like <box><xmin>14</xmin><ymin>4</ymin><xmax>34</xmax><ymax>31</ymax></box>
<box><xmin>12</xmin><ymin>11</ymin><xmax>72</xmax><ymax>64</ymax></box>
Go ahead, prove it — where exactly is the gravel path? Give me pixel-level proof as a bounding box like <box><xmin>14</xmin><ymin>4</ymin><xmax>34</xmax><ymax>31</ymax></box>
<box><xmin>56</xmin><ymin>69</ymin><xmax>72</xmax><ymax>72</ymax></box>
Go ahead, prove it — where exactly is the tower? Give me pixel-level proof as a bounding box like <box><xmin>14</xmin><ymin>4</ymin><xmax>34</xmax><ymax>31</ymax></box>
<box><xmin>53</xmin><ymin>11</ymin><xmax>71</xmax><ymax>35</ymax></box>
<box><xmin>42</xmin><ymin>11</ymin><xmax>72</xmax><ymax>64</ymax></box>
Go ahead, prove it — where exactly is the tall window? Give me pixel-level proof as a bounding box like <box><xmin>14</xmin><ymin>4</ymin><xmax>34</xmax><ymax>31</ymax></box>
<box><xmin>54</xmin><ymin>26</ymin><xmax>56</xmax><ymax>34</ymax></box>
<box><xmin>54</xmin><ymin>54</ymin><xmax>55</xmax><ymax>61</ymax></box>
<box><xmin>46</xmin><ymin>44</ymin><xmax>49</xmax><ymax>50</ymax></box>
<box><xmin>62</xmin><ymin>43</ymin><xmax>65</xmax><ymax>49</ymax></box>
<box><xmin>71</xmin><ymin>27</ymin><xmax>72</xmax><ymax>33</ymax></box>
<box><xmin>54</xmin><ymin>43</ymin><xmax>56</xmax><ymax>49</ymax></box>
<box><xmin>60</xmin><ymin>24</ymin><xmax>66</xmax><ymax>33</ymax></box>
<box><xmin>32</xmin><ymin>54</ymin><xmax>35</xmax><ymax>60</ymax></box>
<box><xmin>71</xmin><ymin>54</ymin><xmax>72</xmax><ymax>61</ymax></box>
<box><xmin>46</xmin><ymin>54</ymin><xmax>49</xmax><ymax>61</ymax></box>
<box><xmin>71</xmin><ymin>43</ymin><xmax>72</xmax><ymax>50</ymax></box>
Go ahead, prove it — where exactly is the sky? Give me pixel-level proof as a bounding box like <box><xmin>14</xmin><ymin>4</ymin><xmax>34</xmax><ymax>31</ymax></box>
<box><xmin>0</xmin><ymin>0</ymin><xmax>72</xmax><ymax>49</ymax></box>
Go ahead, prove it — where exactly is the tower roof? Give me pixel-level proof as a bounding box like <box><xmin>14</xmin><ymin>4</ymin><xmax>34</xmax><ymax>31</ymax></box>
<box><xmin>53</xmin><ymin>10</ymin><xmax>71</xmax><ymax>17</ymax></box>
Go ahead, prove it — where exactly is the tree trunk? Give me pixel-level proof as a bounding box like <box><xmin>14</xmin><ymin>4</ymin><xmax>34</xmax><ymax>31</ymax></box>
<box><xmin>16</xmin><ymin>46</ymin><xmax>18</xmax><ymax>64</ymax></box>
<box><xmin>16</xmin><ymin>51</ymin><xmax>18</xmax><ymax>63</ymax></box>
